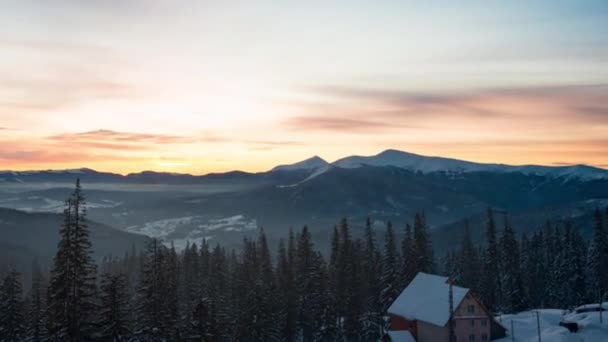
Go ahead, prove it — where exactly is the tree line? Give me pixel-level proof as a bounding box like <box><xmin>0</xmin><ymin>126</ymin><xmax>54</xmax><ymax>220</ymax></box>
<box><xmin>443</xmin><ymin>208</ymin><xmax>608</xmax><ymax>314</ymax></box>
<box><xmin>1</xmin><ymin>180</ymin><xmax>607</xmax><ymax>341</ymax></box>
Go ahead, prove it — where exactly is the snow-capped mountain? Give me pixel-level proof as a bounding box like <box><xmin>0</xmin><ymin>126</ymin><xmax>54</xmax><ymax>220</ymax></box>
<box><xmin>331</xmin><ymin>149</ymin><xmax>608</xmax><ymax>180</ymax></box>
<box><xmin>0</xmin><ymin>149</ymin><xmax>606</xmax><ymax>185</ymax></box>
<box><xmin>271</xmin><ymin>156</ymin><xmax>329</xmax><ymax>172</ymax></box>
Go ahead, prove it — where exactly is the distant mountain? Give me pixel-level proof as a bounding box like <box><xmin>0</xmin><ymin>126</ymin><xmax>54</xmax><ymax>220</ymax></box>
<box><xmin>272</xmin><ymin>156</ymin><xmax>329</xmax><ymax>172</ymax></box>
<box><xmin>1</xmin><ymin>149</ymin><xmax>605</xmax><ymax>185</ymax></box>
<box><xmin>333</xmin><ymin>149</ymin><xmax>608</xmax><ymax>180</ymax></box>
<box><xmin>0</xmin><ymin>208</ymin><xmax>148</xmax><ymax>267</ymax></box>
<box><xmin>1</xmin><ymin>149</ymin><xmax>607</xmax><ymax>258</ymax></box>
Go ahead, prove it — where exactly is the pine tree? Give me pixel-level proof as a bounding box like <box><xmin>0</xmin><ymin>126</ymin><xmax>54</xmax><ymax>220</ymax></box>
<box><xmin>401</xmin><ymin>223</ymin><xmax>416</xmax><ymax>287</ymax></box>
<box><xmin>587</xmin><ymin>208</ymin><xmax>608</xmax><ymax>303</ymax></box>
<box><xmin>295</xmin><ymin>226</ymin><xmax>324</xmax><ymax>342</ymax></box>
<box><xmin>480</xmin><ymin>208</ymin><xmax>501</xmax><ymax>312</ymax></box>
<box><xmin>499</xmin><ymin>216</ymin><xmax>525</xmax><ymax>313</ymax></box>
<box><xmin>163</xmin><ymin>242</ymin><xmax>180</xmax><ymax>339</ymax></box>
<box><xmin>277</xmin><ymin>238</ymin><xmax>297</xmax><ymax>342</ymax></box>
<box><xmin>47</xmin><ymin>179</ymin><xmax>98</xmax><ymax>341</ymax></box>
<box><xmin>99</xmin><ymin>273</ymin><xmax>131</xmax><ymax>341</ymax></box>
<box><xmin>360</xmin><ymin>218</ymin><xmax>382</xmax><ymax>341</ymax></box>
<box><xmin>380</xmin><ymin>221</ymin><xmax>400</xmax><ymax>313</ymax></box>
<box><xmin>458</xmin><ymin>221</ymin><xmax>481</xmax><ymax>293</ymax></box>
<box><xmin>207</xmin><ymin>244</ymin><xmax>229</xmax><ymax>340</ymax></box>
<box><xmin>27</xmin><ymin>260</ymin><xmax>47</xmax><ymax>342</ymax></box>
<box><xmin>0</xmin><ymin>268</ymin><xmax>25</xmax><ymax>341</ymax></box>
<box><xmin>254</xmin><ymin>229</ymin><xmax>281</xmax><ymax>341</ymax></box>
<box><xmin>413</xmin><ymin>212</ymin><xmax>434</xmax><ymax>273</ymax></box>
<box><xmin>136</xmin><ymin>238</ymin><xmax>168</xmax><ymax>340</ymax></box>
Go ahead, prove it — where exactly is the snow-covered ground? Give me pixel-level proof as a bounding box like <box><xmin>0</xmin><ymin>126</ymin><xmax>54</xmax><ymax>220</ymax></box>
<box><xmin>125</xmin><ymin>215</ymin><xmax>258</xmax><ymax>249</ymax></box>
<box><xmin>0</xmin><ymin>196</ymin><xmax>122</xmax><ymax>212</ymax></box>
<box><xmin>496</xmin><ymin>307</ymin><xmax>608</xmax><ymax>341</ymax></box>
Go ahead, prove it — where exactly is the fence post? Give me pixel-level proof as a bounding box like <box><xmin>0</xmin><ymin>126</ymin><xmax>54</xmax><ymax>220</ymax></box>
<box><xmin>536</xmin><ymin>311</ymin><xmax>541</xmax><ymax>342</ymax></box>
<box><xmin>511</xmin><ymin>320</ymin><xmax>514</xmax><ymax>341</ymax></box>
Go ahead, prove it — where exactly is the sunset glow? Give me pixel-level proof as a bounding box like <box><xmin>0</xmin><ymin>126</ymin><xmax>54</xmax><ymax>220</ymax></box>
<box><xmin>1</xmin><ymin>1</ymin><xmax>607</xmax><ymax>174</ymax></box>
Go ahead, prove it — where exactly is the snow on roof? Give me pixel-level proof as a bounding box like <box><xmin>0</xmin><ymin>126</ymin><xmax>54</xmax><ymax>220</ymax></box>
<box><xmin>387</xmin><ymin>330</ymin><xmax>416</xmax><ymax>342</ymax></box>
<box><xmin>387</xmin><ymin>272</ymin><xmax>469</xmax><ymax>327</ymax></box>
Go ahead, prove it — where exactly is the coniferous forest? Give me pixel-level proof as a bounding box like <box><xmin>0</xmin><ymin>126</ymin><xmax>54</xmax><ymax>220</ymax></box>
<box><xmin>1</xmin><ymin>180</ymin><xmax>607</xmax><ymax>341</ymax></box>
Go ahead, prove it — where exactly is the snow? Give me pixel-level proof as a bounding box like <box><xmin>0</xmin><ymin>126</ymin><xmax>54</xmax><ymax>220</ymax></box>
<box><xmin>387</xmin><ymin>330</ymin><xmax>416</xmax><ymax>342</ymax></box>
<box><xmin>271</xmin><ymin>156</ymin><xmax>329</xmax><ymax>172</ymax></box>
<box><xmin>387</xmin><ymin>272</ymin><xmax>469</xmax><ymax>327</ymax></box>
<box><xmin>331</xmin><ymin>149</ymin><xmax>608</xmax><ymax>180</ymax></box>
<box><xmin>125</xmin><ymin>215</ymin><xmax>257</xmax><ymax>248</ymax></box>
<box><xmin>496</xmin><ymin>308</ymin><xmax>608</xmax><ymax>342</ymax></box>
<box><xmin>0</xmin><ymin>196</ymin><xmax>122</xmax><ymax>213</ymax></box>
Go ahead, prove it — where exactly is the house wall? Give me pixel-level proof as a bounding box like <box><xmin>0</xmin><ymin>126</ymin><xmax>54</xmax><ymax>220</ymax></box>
<box><xmin>453</xmin><ymin>293</ymin><xmax>491</xmax><ymax>341</ymax></box>
<box><xmin>390</xmin><ymin>315</ymin><xmax>414</xmax><ymax>331</ymax></box>
<box><xmin>416</xmin><ymin>321</ymin><xmax>448</xmax><ymax>342</ymax></box>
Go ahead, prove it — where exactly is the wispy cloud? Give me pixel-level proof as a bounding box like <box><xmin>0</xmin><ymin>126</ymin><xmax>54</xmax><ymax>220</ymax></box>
<box><xmin>285</xmin><ymin>84</ymin><xmax>608</xmax><ymax>133</ymax></box>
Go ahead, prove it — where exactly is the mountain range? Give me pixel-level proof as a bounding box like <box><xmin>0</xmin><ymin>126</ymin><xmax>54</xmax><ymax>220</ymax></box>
<box><xmin>1</xmin><ymin>149</ymin><xmax>607</xmax><ymax>266</ymax></box>
<box><xmin>2</xmin><ymin>149</ymin><xmax>607</xmax><ymax>184</ymax></box>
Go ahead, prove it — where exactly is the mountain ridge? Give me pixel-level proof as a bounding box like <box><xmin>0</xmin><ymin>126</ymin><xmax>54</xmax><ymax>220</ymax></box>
<box><xmin>1</xmin><ymin>149</ymin><xmax>607</xmax><ymax>183</ymax></box>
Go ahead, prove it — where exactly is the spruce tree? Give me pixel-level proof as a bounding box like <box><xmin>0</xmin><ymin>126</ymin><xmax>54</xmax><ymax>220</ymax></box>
<box><xmin>380</xmin><ymin>221</ymin><xmax>400</xmax><ymax>312</ymax></box>
<box><xmin>361</xmin><ymin>218</ymin><xmax>382</xmax><ymax>341</ymax></box>
<box><xmin>480</xmin><ymin>208</ymin><xmax>501</xmax><ymax>312</ymax></box>
<box><xmin>413</xmin><ymin>212</ymin><xmax>434</xmax><ymax>273</ymax></box>
<box><xmin>587</xmin><ymin>208</ymin><xmax>608</xmax><ymax>302</ymax></box>
<box><xmin>499</xmin><ymin>216</ymin><xmax>524</xmax><ymax>313</ymax></box>
<box><xmin>276</xmin><ymin>239</ymin><xmax>297</xmax><ymax>342</ymax></box>
<box><xmin>47</xmin><ymin>179</ymin><xmax>98</xmax><ymax>341</ymax></box>
<box><xmin>99</xmin><ymin>273</ymin><xmax>131</xmax><ymax>341</ymax></box>
<box><xmin>401</xmin><ymin>223</ymin><xmax>415</xmax><ymax>287</ymax></box>
<box><xmin>27</xmin><ymin>260</ymin><xmax>47</xmax><ymax>342</ymax></box>
<box><xmin>136</xmin><ymin>238</ymin><xmax>168</xmax><ymax>340</ymax></box>
<box><xmin>458</xmin><ymin>221</ymin><xmax>481</xmax><ymax>293</ymax></box>
<box><xmin>0</xmin><ymin>268</ymin><xmax>25</xmax><ymax>341</ymax></box>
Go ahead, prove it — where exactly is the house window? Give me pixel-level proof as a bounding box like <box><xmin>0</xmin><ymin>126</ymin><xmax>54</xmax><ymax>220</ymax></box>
<box><xmin>468</xmin><ymin>305</ymin><xmax>475</xmax><ymax>313</ymax></box>
<box><xmin>469</xmin><ymin>334</ymin><xmax>476</xmax><ymax>341</ymax></box>
<box><xmin>481</xmin><ymin>333</ymin><xmax>488</xmax><ymax>341</ymax></box>
<box><xmin>481</xmin><ymin>319</ymin><xmax>487</xmax><ymax>326</ymax></box>
<box><xmin>470</xmin><ymin>319</ymin><xmax>475</xmax><ymax>326</ymax></box>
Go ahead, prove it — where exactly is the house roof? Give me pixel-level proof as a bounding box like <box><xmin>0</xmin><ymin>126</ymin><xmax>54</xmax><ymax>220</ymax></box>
<box><xmin>387</xmin><ymin>272</ymin><xmax>469</xmax><ymax>327</ymax></box>
<box><xmin>387</xmin><ymin>330</ymin><xmax>416</xmax><ymax>342</ymax></box>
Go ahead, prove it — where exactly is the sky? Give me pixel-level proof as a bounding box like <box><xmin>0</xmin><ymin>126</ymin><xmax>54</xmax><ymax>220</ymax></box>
<box><xmin>1</xmin><ymin>0</ymin><xmax>607</xmax><ymax>174</ymax></box>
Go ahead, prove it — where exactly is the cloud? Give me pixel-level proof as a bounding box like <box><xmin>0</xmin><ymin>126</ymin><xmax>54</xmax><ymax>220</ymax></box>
<box><xmin>283</xmin><ymin>115</ymin><xmax>411</xmax><ymax>133</ymax></box>
<box><xmin>0</xmin><ymin>38</ymin><xmax>136</xmax><ymax>116</ymax></box>
<box><xmin>48</xmin><ymin>129</ymin><xmax>196</xmax><ymax>151</ymax></box>
<box><xmin>0</xmin><ymin>148</ymin><xmax>121</xmax><ymax>164</ymax></box>
<box><xmin>285</xmin><ymin>84</ymin><xmax>608</xmax><ymax>132</ymax></box>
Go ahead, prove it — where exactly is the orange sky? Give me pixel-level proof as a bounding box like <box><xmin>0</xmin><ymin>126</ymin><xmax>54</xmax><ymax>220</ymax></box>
<box><xmin>1</xmin><ymin>2</ymin><xmax>607</xmax><ymax>174</ymax></box>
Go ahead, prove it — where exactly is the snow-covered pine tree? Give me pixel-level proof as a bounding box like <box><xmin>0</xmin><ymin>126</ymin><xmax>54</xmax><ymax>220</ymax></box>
<box><xmin>413</xmin><ymin>212</ymin><xmax>434</xmax><ymax>274</ymax></box>
<box><xmin>47</xmin><ymin>179</ymin><xmax>98</xmax><ymax>341</ymax></box>
<box><xmin>208</xmin><ymin>244</ymin><xmax>229</xmax><ymax>340</ymax></box>
<box><xmin>458</xmin><ymin>221</ymin><xmax>481</xmax><ymax>294</ymax></box>
<box><xmin>276</xmin><ymin>238</ymin><xmax>297</xmax><ymax>342</ymax></box>
<box><xmin>0</xmin><ymin>268</ymin><xmax>26</xmax><ymax>341</ymax></box>
<box><xmin>135</xmin><ymin>238</ymin><xmax>168</xmax><ymax>340</ymax></box>
<box><xmin>499</xmin><ymin>216</ymin><xmax>525</xmax><ymax>313</ymax></box>
<box><xmin>27</xmin><ymin>259</ymin><xmax>47</xmax><ymax>342</ymax></box>
<box><xmin>547</xmin><ymin>224</ymin><xmax>565</xmax><ymax>307</ymax></box>
<box><xmin>587</xmin><ymin>208</ymin><xmax>608</xmax><ymax>304</ymax></box>
<box><xmin>254</xmin><ymin>229</ymin><xmax>281</xmax><ymax>341</ymax></box>
<box><xmin>480</xmin><ymin>208</ymin><xmax>502</xmax><ymax>312</ymax></box>
<box><xmin>163</xmin><ymin>242</ymin><xmax>181</xmax><ymax>339</ymax></box>
<box><xmin>563</xmin><ymin>223</ymin><xmax>588</xmax><ymax>308</ymax></box>
<box><xmin>295</xmin><ymin>225</ymin><xmax>322</xmax><ymax>342</ymax></box>
<box><xmin>98</xmin><ymin>273</ymin><xmax>131</xmax><ymax>340</ymax></box>
<box><xmin>360</xmin><ymin>217</ymin><xmax>383</xmax><ymax>342</ymax></box>
<box><xmin>380</xmin><ymin>221</ymin><xmax>400</xmax><ymax>313</ymax></box>
<box><xmin>400</xmin><ymin>223</ymin><xmax>416</xmax><ymax>288</ymax></box>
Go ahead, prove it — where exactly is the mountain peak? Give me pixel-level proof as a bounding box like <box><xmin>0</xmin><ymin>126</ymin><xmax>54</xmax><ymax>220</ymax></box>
<box><xmin>271</xmin><ymin>156</ymin><xmax>329</xmax><ymax>172</ymax></box>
